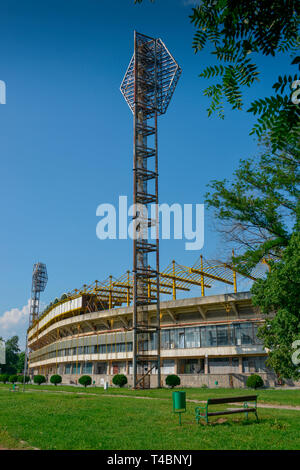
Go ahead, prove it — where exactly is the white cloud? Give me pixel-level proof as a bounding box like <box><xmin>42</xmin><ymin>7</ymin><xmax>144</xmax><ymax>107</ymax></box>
<box><xmin>0</xmin><ymin>300</ymin><xmax>30</xmax><ymax>331</ymax></box>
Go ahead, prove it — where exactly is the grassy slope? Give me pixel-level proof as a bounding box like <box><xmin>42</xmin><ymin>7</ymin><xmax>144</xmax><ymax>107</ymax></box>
<box><xmin>0</xmin><ymin>429</ymin><xmax>33</xmax><ymax>450</ymax></box>
<box><xmin>1</xmin><ymin>383</ymin><xmax>300</xmax><ymax>406</ymax></box>
<box><xmin>0</xmin><ymin>388</ymin><xmax>299</xmax><ymax>450</ymax></box>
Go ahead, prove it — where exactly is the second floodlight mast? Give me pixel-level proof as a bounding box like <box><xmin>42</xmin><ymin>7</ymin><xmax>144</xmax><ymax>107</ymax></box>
<box><xmin>23</xmin><ymin>262</ymin><xmax>48</xmax><ymax>389</ymax></box>
<box><xmin>121</xmin><ymin>31</ymin><xmax>181</xmax><ymax>388</ymax></box>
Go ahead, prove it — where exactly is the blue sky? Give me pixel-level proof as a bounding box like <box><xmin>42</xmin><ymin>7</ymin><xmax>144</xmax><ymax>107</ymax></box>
<box><xmin>0</xmin><ymin>0</ymin><xmax>294</xmax><ymax>348</ymax></box>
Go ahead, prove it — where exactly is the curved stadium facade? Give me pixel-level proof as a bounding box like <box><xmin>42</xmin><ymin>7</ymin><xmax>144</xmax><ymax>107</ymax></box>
<box><xmin>28</xmin><ymin>289</ymin><xmax>287</xmax><ymax>388</ymax></box>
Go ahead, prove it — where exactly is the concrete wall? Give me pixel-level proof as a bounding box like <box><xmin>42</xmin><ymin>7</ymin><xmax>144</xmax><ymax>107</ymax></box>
<box><xmin>47</xmin><ymin>372</ymin><xmax>300</xmax><ymax>389</ymax></box>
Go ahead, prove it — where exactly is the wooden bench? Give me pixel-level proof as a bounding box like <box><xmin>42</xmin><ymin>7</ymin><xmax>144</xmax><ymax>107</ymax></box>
<box><xmin>195</xmin><ymin>395</ymin><xmax>258</xmax><ymax>424</ymax></box>
<box><xmin>9</xmin><ymin>386</ymin><xmax>19</xmax><ymax>392</ymax></box>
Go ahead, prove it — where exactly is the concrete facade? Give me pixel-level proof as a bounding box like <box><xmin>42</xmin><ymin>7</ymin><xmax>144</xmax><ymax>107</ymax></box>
<box><xmin>27</xmin><ymin>291</ymin><xmax>299</xmax><ymax>388</ymax></box>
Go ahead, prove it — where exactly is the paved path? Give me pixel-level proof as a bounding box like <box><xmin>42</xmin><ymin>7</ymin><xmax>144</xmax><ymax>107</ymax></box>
<box><xmin>12</xmin><ymin>387</ymin><xmax>300</xmax><ymax>411</ymax></box>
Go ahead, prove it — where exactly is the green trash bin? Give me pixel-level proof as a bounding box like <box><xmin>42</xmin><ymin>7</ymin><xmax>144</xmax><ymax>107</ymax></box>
<box><xmin>172</xmin><ymin>391</ymin><xmax>186</xmax><ymax>425</ymax></box>
<box><xmin>172</xmin><ymin>391</ymin><xmax>186</xmax><ymax>412</ymax></box>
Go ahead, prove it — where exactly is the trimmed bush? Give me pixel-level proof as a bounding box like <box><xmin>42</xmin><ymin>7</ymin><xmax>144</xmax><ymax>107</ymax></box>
<box><xmin>9</xmin><ymin>374</ymin><xmax>18</xmax><ymax>384</ymax></box>
<box><xmin>17</xmin><ymin>375</ymin><xmax>30</xmax><ymax>383</ymax></box>
<box><xmin>165</xmin><ymin>374</ymin><xmax>181</xmax><ymax>388</ymax></box>
<box><xmin>79</xmin><ymin>375</ymin><xmax>92</xmax><ymax>388</ymax></box>
<box><xmin>112</xmin><ymin>374</ymin><xmax>128</xmax><ymax>388</ymax></box>
<box><xmin>246</xmin><ymin>374</ymin><xmax>264</xmax><ymax>389</ymax></box>
<box><xmin>0</xmin><ymin>374</ymin><xmax>9</xmax><ymax>384</ymax></box>
<box><xmin>50</xmin><ymin>374</ymin><xmax>62</xmax><ymax>386</ymax></box>
<box><xmin>34</xmin><ymin>374</ymin><xmax>46</xmax><ymax>385</ymax></box>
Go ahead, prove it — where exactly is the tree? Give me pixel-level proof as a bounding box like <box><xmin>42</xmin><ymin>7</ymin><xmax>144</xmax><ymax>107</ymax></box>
<box><xmin>1</xmin><ymin>336</ymin><xmax>20</xmax><ymax>375</ymax></box>
<box><xmin>251</xmin><ymin>232</ymin><xmax>300</xmax><ymax>380</ymax></box>
<box><xmin>9</xmin><ymin>374</ymin><xmax>18</xmax><ymax>384</ymax></box>
<box><xmin>78</xmin><ymin>375</ymin><xmax>92</xmax><ymax>388</ymax></box>
<box><xmin>34</xmin><ymin>375</ymin><xmax>46</xmax><ymax>385</ymax></box>
<box><xmin>246</xmin><ymin>374</ymin><xmax>264</xmax><ymax>389</ymax></box>
<box><xmin>18</xmin><ymin>375</ymin><xmax>30</xmax><ymax>384</ymax></box>
<box><xmin>0</xmin><ymin>374</ymin><xmax>9</xmax><ymax>383</ymax></box>
<box><xmin>191</xmin><ymin>1</ymin><xmax>299</xmax><ymax>151</ymax></box>
<box><xmin>165</xmin><ymin>374</ymin><xmax>181</xmax><ymax>388</ymax></box>
<box><xmin>205</xmin><ymin>143</ymin><xmax>299</xmax><ymax>271</ymax></box>
<box><xmin>112</xmin><ymin>374</ymin><xmax>127</xmax><ymax>388</ymax></box>
<box><xmin>17</xmin><ymin>351</ymin><xmax>25</xmax><ymax>374</ymax></box>
<box><xmin>50</xmin><ymin>374</ymin><xmax>62</xmax><ymax>386</ymax></box>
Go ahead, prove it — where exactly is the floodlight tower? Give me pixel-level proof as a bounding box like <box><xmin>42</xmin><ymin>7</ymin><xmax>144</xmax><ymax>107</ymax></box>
<box><xmin>121</xmin><ymin>32</ymin><xmax>181</xmax><ymax>388</ymax></box>
<box><xmin>29</xmin><ymin>262</ymin><xmax>48</xmax><ymax>327</ymax></box>
<box><xmin>23</xmin><ymin>262</ymin><xmax>48</xmax><ymax>388</ymax></box>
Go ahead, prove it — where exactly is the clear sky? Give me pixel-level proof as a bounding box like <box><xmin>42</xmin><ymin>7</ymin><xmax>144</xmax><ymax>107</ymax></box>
<box><xmin>0</xmin><ymin>0</ymin><xmax>294</xmax><ymax>348</ymax></box>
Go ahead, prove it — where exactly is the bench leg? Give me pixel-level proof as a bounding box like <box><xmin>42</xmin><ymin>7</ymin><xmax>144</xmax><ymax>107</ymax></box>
<box><xmin>255</xmin><ymin>411</ymin><xmax>259</xmax><ymax>422</ymax></box>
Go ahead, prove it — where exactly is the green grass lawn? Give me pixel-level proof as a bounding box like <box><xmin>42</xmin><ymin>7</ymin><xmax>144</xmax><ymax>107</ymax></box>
<box><xmin>1</xmin><ymin>383</ymin><xmax>300</xmax><ymax>406</ymax></box>
<box><xmin>0</xmin><ymin>387</ymin><xmax>299</xmax><ymax>450</ymax></box>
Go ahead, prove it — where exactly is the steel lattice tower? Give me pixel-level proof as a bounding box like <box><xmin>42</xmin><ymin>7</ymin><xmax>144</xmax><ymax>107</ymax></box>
<box><xmin>121</xmin><ymin>32</ymin><xmax>181</xmax><ymax>388</ymax></box>
<box><xmin>29</xmin><ymin>262</ymin><xmax>48</xmax><ymax>327</ymax></box>
<box><xmin>23</xmin><ymin>262</ymin><xmax>48</xmax><ymax>388</ymax></box>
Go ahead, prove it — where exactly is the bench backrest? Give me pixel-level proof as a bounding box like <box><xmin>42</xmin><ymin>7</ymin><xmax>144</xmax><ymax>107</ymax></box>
<box><xmin>207</xmin><ymin>395</ymin><xmax>257</xmax><ymax>405</ymax></box>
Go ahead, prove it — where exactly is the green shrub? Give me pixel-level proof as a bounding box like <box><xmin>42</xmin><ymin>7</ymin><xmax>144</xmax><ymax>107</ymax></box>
<box><xmin>50</xmin><ymin>374</ymin><xmax>62</xmax><ymax>386</ymax></box>
<box><xmin>79</xmin><ymin>375</ymin><xmax>92</xmax><ymax>388</ymax></box>
<box><xmin>0</xmin><ymin>374</ymin><xmax>9</xmax><ymax>383</ymax></box>
<box><xmin>9</xmin><ymin>374</ymin><xmax>18</xmax><ymax>384</ymax></box>
<box><xmin>33</xmin><ymin>374</ymin><xmax>46</xmax><ymax>385</ymax></box>
<box><xmin>201</xmin><ymin>384</ymin><xmax>208</xmax><ymax>389</ymax></box>
<box><xmin>112</xmin><ymin>374</ymin><xmax>128</xmax><ymax>388</ymax></box>
<box><xmin>165</xmin><ymin>374</ymin><xmax>181</xmax><ymax>388</ymax></box>
<box><xmin>246</xmin><ymin>374</ymin><xmax>264</xmax><ymax>389</ymax></box>
<box><xmin>17</xmin><ymin>375</ymin><xmax>30</xmax><ymax>383</ymax></box>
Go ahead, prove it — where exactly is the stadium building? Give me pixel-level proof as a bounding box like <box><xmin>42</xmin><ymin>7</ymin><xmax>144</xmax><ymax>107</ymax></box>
<box><xmin>27</xmin><ymin>260</ymin><xmax>286</xmax><ymax>388</ymax></box>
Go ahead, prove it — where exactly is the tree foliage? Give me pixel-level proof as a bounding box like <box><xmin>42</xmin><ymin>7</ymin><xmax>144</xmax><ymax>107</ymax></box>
<box><xmin>251</xmin><ymin>232</ymin><xmax>300</xmax><ymax>380</ymax></box>
<box><xmin>50</xmin><ymin>374</ymin><xmax>62</xmax><ymax>386</ymax></box>
<box><xmin>79</xmin><ymin>375</ymin><xmax>92</xmax><ymax>388</ymax></box>
<box><xmin>165</xmin><ymin>374</ymin><xmax>181</xmax><ymax>388</ymax></box>
<box><xmin>112</xmin><ymin>374</ymin><xmax>128</xmax><ymax>388</ymax></box>
<box><xmin>246</xmin><ymin>374</ymin><xmax>264</xmax><ymax>389</ymax></box>
<box><xmin>205</xmin><ymin>143</ymin><xmax>300</xmax><ymax>271</ymax></box>
<box><xmin>34</xmin><ymin>375</ymin><xmax>46</xmax><ymax>385</ymax></box>
<box><xmin>17</xmin><ymin>351</ymin><xmax>25</xmax><ymax>374</ymax></box>
<box><xmin>190</xmin><ymin>0</ymin><xmax>300</xmax><ymax>151</ymax></box>
<box><xmin>0</xmin><ymin>374</ymin><xmax>9</xmax><ymax>383</ymax></box>
<box><xmin>0</xmin><ymin>336</ymin><xmax>21</xmax><ymax>375</ymax></box>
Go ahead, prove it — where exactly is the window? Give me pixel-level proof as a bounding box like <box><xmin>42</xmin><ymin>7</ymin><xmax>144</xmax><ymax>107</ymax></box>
<box><xmin>185</xmin><ymin>327</ymin><xmax>200</xmax><ymax>348</ymax></box>
<box><xmin>149</xmin><ymin>332</ymin><xmax>157</xmax><ymax>350</ymax></box>
<box><xmin>253</xmin><ymin>324</ymin><xmax>263</xmax><ymax>344</ymax></box>
<box><xmin>169</xmin><ymin>330</ymin><xmax>175</xmax><ymax>349</ymax></box>
<box><xmin>240</xmin><ymin>323</ymin><xmax>254</xmax><ymax>345</ymax></box>
<box><xmin>216</xmin><ymin>325</ymin><xmax>229</xmax><ymax>346</ymax></box>
<box><xmin>161</xmin><ymin>330</ymin><xmax>170</xmax><ymax>349</ymax></box>
<box><xmin>232</xmin><ymin>357</ymin><xmax>239</xmax><ymax>370</ymax></box>
<box><xmin>161</xmin><ymin>360</ymin><xmax>175</xmax><ymax>374</ymax></box>
<box><xmin>71</xmin><ymin>363</ymin><xmax>81</xmax><ymax>374</ymax></box>
<box><xmin>173</xmin><ymin>329</ymin><xmax>184</xmax><ymax>349</ymax></box>
<box><xmin>202</xmin><ymin>325</ymin><xmax>217</xmax><ymax>347</ymax></box>
<box><xmin>243</xmin><ymin>356</ymin><xmax>269</xmax><ymax>373</ymax></box>
<box><xmin>179</xmin><ymin>359</ymin><xmax>204</xmax><ymax>374</ymax></box>
<box><xmin>209</xmin><ymin>358</ymin><xmax>231</xmax><ymax>373</ymax></box>
<box><xmin>82</xmin><ymin>362</ymin><xmax>93</xmax><ymax>374</ymax></box>
<box><xmin>65</xmin><ymin>364</ymin><xmax>71</xmax><ymax>374</ymax></box>
<box><xmin>95</xmin><ymin>362</ymin><xmax>107</xmax><ymax>374</ymax></box>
